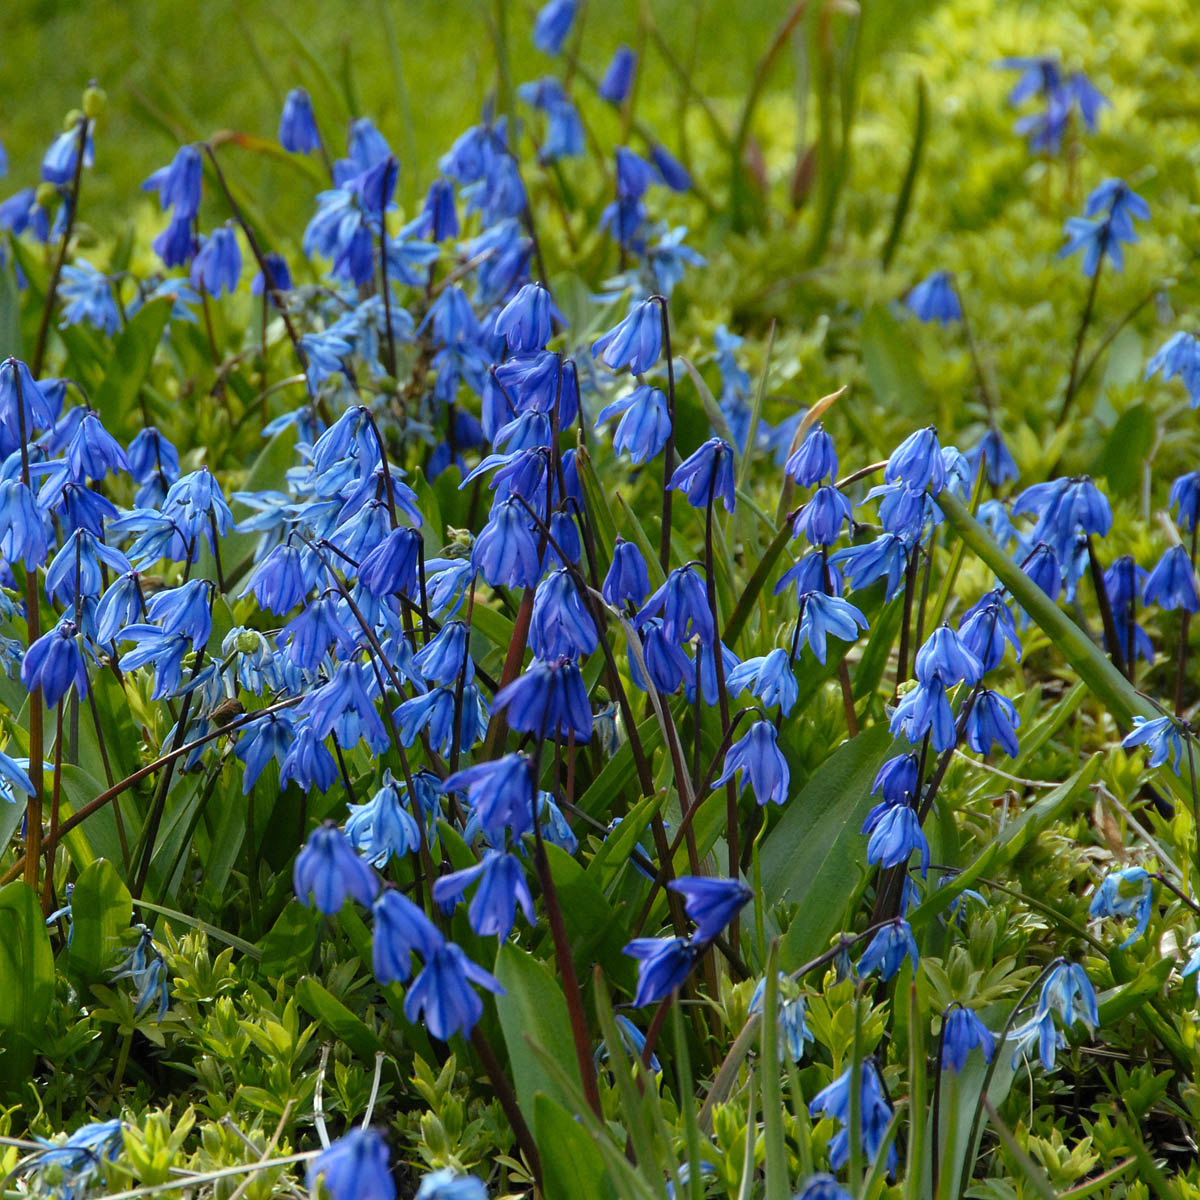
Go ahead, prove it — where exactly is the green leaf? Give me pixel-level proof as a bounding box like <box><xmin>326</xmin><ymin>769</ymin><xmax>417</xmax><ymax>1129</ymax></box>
<box><xmin>861</xmin><ymin>304</ymin><xmax>923</xmax><ymax>418</ymax></box>
<box><xmin>494</xmin><ymin>943</ymin><xmax>582</xmax><ymax>1122</ymax></box>
<box><xmin>92</xmin><ymin>298</ymin><xmax>170</xmax><ymax>436</ymax></box>
<box><xmin>759</xmin><ymin>723</ymin><xmax>894</xmax><ymax>970</ymax></box>
<box><xmin>68</xmin><ymin>858</ymin><xmax>132</xmax><ymax>986</ymax></box>
<box><xmin>0</xmin><ymin>881</ymin><xmax>55</xmax><ymax>1086</ymax></box>
<box><xmin>534</xmin><ymin>1093</ymin><xmax>618</xmax><ymax>1200</ymax></box>
<box><xmin>1094</xmin><ymin>403</ymin><xmax>1154</xmax><ymax>496</ymax></box>
<box><xmin>1098</xmin><ymin>955</ymin><xmax>1173</xmax><ymax>1025</ymax></box>
<box><xmin>881</xmin><ymin>74</ymin><xmax>928</xmax><ymax>269</ymax></box>
<box><xmin>296</xmin><ymin>976</ymin><xmax>385</xmax><ymax>1059</ymax></box>
<box><xmin>259</xmin><ymin>902</ymin><xmax>320</xmax><ymax>980</ymax></box>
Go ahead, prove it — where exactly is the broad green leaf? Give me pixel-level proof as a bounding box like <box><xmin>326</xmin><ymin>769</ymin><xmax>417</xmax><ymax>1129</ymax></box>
<box><xmin>534</xmin><ymin>1093</ymin><xmax>618</xmax><ymax>1200</ymax></box>
<box><xmin>296</xmin><ymin>975</ymin><xmax>386</xmax><ymax>1059</ymax></box>
<box><xmin>1098</xmin><ymin>956</ymin><xmax>1172</xmax><ymax>1026</ymax></box>
<box><xmin>1094</xmin><ymin>403</ymin><xmax>1153</xmax><ymax>496</ymax></box>
<box><xmin>68</xmin><ymin>858</ymin><xmax>132</xmax><ymax>986</ymax></box>
<box><xmin>258</xmin><ymin>901</ymin><xmax>320</xmax><ymax>980</ymax></box>
<box><xmin>92</xmin><ymin>298</ymin><xmax>170</xmax><ymax>436</ymax></box>
<box><xmin>759</xmin><ymin>723</ymin><xmax>894</xmax><ymax>970</ymax></box>
<box><xmin>0</xmin><ymin>881</ymin><xmax>55</xmax><ymax>1086</ymax></box>
<box><xmin>494</xmin><ymin>943</ymin><xmax>582</xmax><ymax>1122</ymax></box>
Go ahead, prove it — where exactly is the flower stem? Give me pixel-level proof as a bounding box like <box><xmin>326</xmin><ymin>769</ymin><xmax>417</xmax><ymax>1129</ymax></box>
<box><xmin>656</xmin><ymin>295</ymin><xmax>677</xmax><ymax>574</ymax></box>
<box><xmin>1058</xmin><ymin>259</ymin><xmax>1104</xmax><ymax>425</ymax></box>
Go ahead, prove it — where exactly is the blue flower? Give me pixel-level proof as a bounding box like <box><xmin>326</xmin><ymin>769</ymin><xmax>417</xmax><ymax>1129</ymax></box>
<box><xmin>592</xmin><ymin>299</ymin><xmax>662</xmax><ymax>374</ymax></box>
<box><xmin>22</xmin><ymin>620</ymin><xmax>88</xmax><ymax>707</ymax></box>
<box><xmin>394</xmin><ymin>686</ymin><xmax>485</xmax><ymax>757</ymax></box>
<box><xmin>650</xmin><ymin>143</ymin><xmax>691</xmax><ymax>192</ymax></box>
<box><xmin>957</xmin><ymin>591</ymin><xmax>1020</xmax><ymax>671</ymax></box>
<box><xmin>1123</xmin><ymin>714</ymin><xmax>1185</xmax><ymax>770</ymax></box>
<box><xmin>668</xmin><ymin>876</ymin><xmax>752</xmax><ymax>942</ymax></box>
<box><xmin>629</xmin><ymin>619</ymin><xmax>695</xmax><ymax>694</ymax></box>
<box><xmin>301</xmin><ymin>661</ymin><xmax>390</xmax><ymax>754</ymax></box>
<box><xmin>279</xmin><ymin>87</ymin><xmax>321</xmax><ymax>154</ymax></box>
<box><xmin>796</xmin><ymin>591</ymin><xmax>868</xmax><ymax>664</ymax></box>
<box><xmin>530</xmin><ymin>568</ymin><xmax>597</xmax><ymax>659</ymax></box>
<box><xmin>251</xmin><ymin>251</ymin><xmax>292</xmax><ymax>296</ymax></box>
<box><xmin>58</xmin><ymin>260</ymin><xmax>120</xmax><ymax>334</ymax></box>
<box><xmin>885</xmin><ymin>426</ymin><xmax>945</xmax><ymax>495</ymax></box>
<box><xmin>294</xmin><ymin>822</ymin><xmax>379</xmax><ymax>913</ymax></box>
<box><xmin>965</xmin><ymin>689</ymin><xmax>1021</xmax><ymax>757</ymax></box>
<box><xmin>1010</xmin><ymin>1008</ymin><xmax>1065</xmax><ymax>1071</ymax></box>
<box><xmin>942</xmin><ymin>1005</ymin><xmax>995</xmax><ymax>1072</ymax></box>
<box><xmin>404</xmin><ymin>940</ymin><xmax>503</xmax><ymax>1040</ymax></box>
<box><xmin>1022</xmin><ymin>541</ymin><xmax>1062</xmax><ymax>600</ymax></box>
<box><xmin>0</xmin><ymin>749</ymin><xmax>34</xmax><ymax>804</ymax></box>
<box><xmin>872</xmin><ymin>753</ymin><xmax>919</xmax><ymax>804</ymax></box>
<box><xmin>809</xmin><ymin>1058</ymin><xmax>897</xmax><ymax>1173</ymax></box>
<box><xmin>416</xmin><ymin>1169</ymin><xmax>489</xmax><ymax>1200</ymax></box>
<box><xmin>443</xmin><ymin>753</ymin><xmax>536</xmax><ymax>844</ymax></box>
<box><xmin>1181</xmin><ymin>932</ymin><xmax>1200</xmax><ymax>981</ymax></box>
<box><xmin>412</xmin><ymin>620</ymin><xmax>471</xmax><ymax>688</ymax></box>
<box><xmin>906</xmin><ymin>271</ymin><xmax>961</xmax><ymax>324</ymax></box>
<box><xmin>637</xmin><ymin>565</ymin><xmax>714</xmax><ymax>646</ymax></box>
<box><xmin>143</xmin><ymin>144</ymin><xmax>203</xmax><ymax>218</ymax></box>
<box><xmin>726</xmin><ymin>648</ymin><xmax>799</xmax><ymax>716</ymax></box>
<box><xmin>748</xmin><ymin>974</ymin><xmax>815</xmax><ymax>1063</ymax></box>
<box><xmin>596</xmin><ymin>385</ymin><xmax>671</xmax><ymax>465</ymax></box>
<box><xmin>152</xmin><ymin>212</ymin><xmax>196</xmax><ymax>267</ymax></box>
<box><xmin>191</xmin><ymin>223</ymin><xmax>242</xmax><ymax>296</ymax></box>
<box><xmin>359</xmin><ymin>527</ymin><xmax>422</xmax><ymax>599</ymax></box>
<box><xmin>603</xmin><ymin>538</ymin><xmax>650</xmax><ymax>609</ymax></box>
<box><xmin>915</xmin><ymin>625</ymin><xmax>982</xmax><ymax>688</ymax></box>
<box><xmin>785</xmin><ymin>423</ymin><xmax>839</xmax><ymax>486</ymax></box>
<box><xmin>1089</xmin><ymin>866</ymin><xmax>1154</xmax><ymax>948</ymax></box>
<box><xmin>1060</xmin><ymin>181</ymin><xmax>1149</xmax><ymax>276</ymax></box>
<box><xmin>832</xmin><ymin>533</ymin><xmax>909</xmax><ymax>602</ymax></box>
<box><xmin>280</xmin><ymin>726</ymin><xmax>339</xmax><ymax>792</ymax></box>
<box><xmin>863</xmin><ymin>801</ymin><xmax>929</xmax><ymax>874</ymax></box>
<box><xmin>492</xmin><ymin>657</ymin><xmax>592</xmax><ymax>742</ymax></box>
<box><xmin>145</xmin><ymin>578</ymin><xmax>213</xmax><ymax>645</ymax></box>
<box><xmin>0</xmin><ymin>481</ymin><xmax>49</xmax><ymax>569</ymax></box>
<box><xmin>433</xmin><ymin>850</ymin><xmax>536</xmax><ymax>939</ymax></box>
<box><xmin>373</xmin><ymin>888</ymin><xmax>444</xmax><ymax>984</ymax></box>
<box><xmin>793</xmin><ymin>1175</ymin><xmax>853</xmax><ymax>1200</ymax></box>
<box><xmin>1037</xmin><ymin>960</ymin><xmax>1098</xmax><ymax>1032</ymax></box>
<box><xmin>20</xmin><ymin>1118</ymin><xmax>125</xmax><ymax>1198</ymax></box>
<box><xmin>234</xmin><ymin>713</ymin><xmax>295</xmax><ymax>793</ymax></box>
<box><xmin>599</xmin><ymin>44</ymin><xmax>637</xmax><ymax>103</ymax></box>
<box><xmin>1143</xmin><ymin>545</ymin><xmax>1199</xmax><ymax>612</ymax></box>
<box><xmin>109</xmin><ymin>924</ymin><xmax>171</xmax><ymax>1022</ymax></box>
<box><xmin>1170</xmin><ymin>469</ymin><xmax>1200</xmax><ymax>532</ymax></box>
<box><xmin>966</xmin><ymin>428</ymin><xmax>1019</xmax><ymax>487</ymax></box>
<box><xmin>1147</xmin><ymin>332</ymin><xmax>1200</xmax><ymax>406</ymax></box>
<box><xmin>792</xmin><ymin>485</ymin><xmax>852</xmax><ymax>546</ymax></box>
<box><xmin>1012</xmin><ymin>476</ymin><xmax>1111</xmax><ymax>560</ymax></box>
<box><xmin>472</xmin><ymin>497</ymin><xmax>542</xmax><ymax>588</ymax></box>
<box><xmin>533</xmin><ymin>0</ymin><xmax>576</xmax><ymax>53</ymax></box>
<box><xmin>669</xmin><ymin>437</ymin><xmax>736</xmax><ymax>514</ymax></box>
<box><xmin>306</xmin><ymin>1128</ymin><xmax>395</xmax><ymax>1200</ymax></box>
<box><xmin>857</xmin><ymin>917</ymin><xmax>919</xmax><ymax>981</ymax></box>
<box><xmin>714</xmin><ymin>720</ymin><xmax>789</xmax><ymax>806</ymax></box>
<box><xmin>494</xmin><ymin>282</ymin><xmax>560</xmax><ymax>354</ymax></box>
<box><xmin>890</xmin><ymin>680</ymin><xmax>955</xmax><ymax>751</ymax></box>
<box><xmin>623</xmin><ymin>936</ymin><xmax>700</xmax><ymax>1006</ymax></box>
<box><xmin>346</xmin><ymin>772</ymin><xmax>423</xmax><ymax>866</ymax></box>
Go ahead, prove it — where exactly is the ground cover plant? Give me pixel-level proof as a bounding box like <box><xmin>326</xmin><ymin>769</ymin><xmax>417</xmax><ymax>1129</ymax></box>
<box><xmin>3</xmin><ymin>1</ymin><xmax>1200</xmax><ymax>1197</ymax></box>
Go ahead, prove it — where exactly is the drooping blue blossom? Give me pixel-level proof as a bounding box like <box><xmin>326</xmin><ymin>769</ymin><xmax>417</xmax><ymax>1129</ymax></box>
<box><xmin>346</xmin><ymin>772</ymin><xmax>423</xmax><ymax>866</ymax></box>
<box><xmin>294</xmin><ymin>822</ymin><xmax>380</xmax><ymax>913</ymax></box>
<box><xmin>19</xmin><ymin>1118</ymin><xmax>125</xmax><ymax>1199</ymax></box>
<box><xmin>191</xmin><ymin>223</ymin><xmax>242</xmax><ymax>296</ymax></box>
<box><xmin>494</xmin><ymin>282</ymin><xmax>560</xmax><ymax>354</ymax></box>
<box><xmin>873</xmin><ymin>753</ymin><xmax>919</xmax><ymax>804</ymax></box>
<box><xmin>942</xmin><ymin>1005</ymin><xmax>995</xmax><ymax>1072</ymax></box>
<box><xmin>637</xmin><ymin>565</ymin><xmax>714</xmax><ymax>646</ymax></box>
<box><xmin>726</xmin><ymin>648</ymin><xmax>799</xmax><ymax>716</ymax></box>
<box><xmin>915</xmin><ymin>625</ymin><xmax>983</xmax><ymax>689</ymax></box>
<box><xmin>629</xmin><ymin>618</ymin><xmax>695</xmax><ymax>694</ymax></box>
<box><xmin>890</xmin><ymin>680</ymin><xmax>955</xmax><ymax>751</ymax></box>
<box><xmin>1012</xmin><ymin>476</ymin><xmax>1111</xmax><ymax>560</ymax></box>
<box><xmin>669</xmin><ymin>437</ymin><xmax>736</xmax><ymax>514</ymax></box>
<box><xmin>964</xmin><ymin>689</ymin><xmax>1020</xmax><ymax>757</ymax></box>
<box><xmin>785</xmin><ymin>423</ymin><xmax>838</xmax><ymax>486</ymax></box>
<box><xmin>1146</xmin><ymin>332</ymin><xmax>1200</xmax><ymax>407</ymax></box>
<box><xmin>592</xmin><ymin>299</ymin><xmax>662</xmax><ymax>374</ymax></box>
<box><xmin>748</xmin><ymin>974</ymin><xmax>815</xmax><ymax>1064</ymax></box>
<box><xmin>0</xmin><ymin>480</ymin><xmax>49</xmax><ymax>569</ymax></box>
<box><xmin>796</xmin><ymin>591</ymin><xmax>868</xmax><ymax>664</ymax></box>
<box><xmin>1089</xmin><ymin>866</ymin><xmax>1154</xmax><ymax>948</ymax></box>
<box><xmin>306</xmin><ymin>1128</ymin><xmax>396</xmax><ymax>1200</ymax></box>
<box><xmin>530</xmin><ymin>568</ymin><xmax>597</xmax><ymax>659</ymax></box>
<box><xmin>58</xmin><ymin>260</ymin><xmax>120</xmax><ymax>334</ymax></box>
<box><xmin>492</xmin><ymin>656</ymin><xmax>592</xmax><ymax>742</ymax></box>
<box><xmin>1060</xmin><ymin>179</ymin><xmax>1149</xmax><ymax>275</ymax></box>
<box><xmin>793</xmin><ymin>1175</ymin><xmax>853</xmax><ymax>1200</ymax></box>
<box><xmin>372</xmin><ymin>887</ymin><xmax>444</xmax><ymax>985</ymax></box>
<box><xmin>301</xmin><ymin>660</ymin><xmax>391</xmax><ymax>753</ymax></box>
<box><xmin>1143</xmin><ymin>544</ymin><xmax>1199</xmax><ymax>612</ymax></box>
<box><xmin>792</xmin><ymin>485</ymin><xmax>852</xmax><ymax>547</ymax></box>
<box><xmin>668</xmin><ymin>876</ymin><xmax>752</xmax><ymax>942</ymax></box>
<box><xmin>251</xmin><ymin>251</ymin><xmax>293</xmax><ymax>296</ymax></box>
<box><xmin>966</xmin><ymin>427</ymin><xmax>1020</xmax><ymax>487</ymax></box>
<box><xmin>713</xmin><ymin>719</ymin><xmax>789</xmax><ymax>806</ymax></box>
<box><xmin>433</xmin><ymin>850</ymin><xmax>536</xmax><ymax>939</ymax></box>
<box><xmin>858</xmin><ymin>917</ymin><xmax>919</xmax><ymax>981</ymax></box>
<box><xmin>280</xmin><ymin>725</ymin><xmax>339</xmax><ymax>792</ymax></box>
<box><xmin>21</xmin><ymin>620</ymin><xmax>88</xmax><ymax>707</ymax></box>
<box><xmin>1170</xmin><ymin>468</ymin><xmax>1200</xmax><ymax>532</ymax></box>
<box><xmin>623</xmin><ymin>936</ymin><xmax>700</xmax><ymax>1006</ymax></box>
<box><xmin>143</xmin><ymin>144</ymin><xmax>203</xmax><ymax>218</ymax></box>
<box><xmin>279</xmin><ymin>87</ymin><xmax>321</xmax><ymax>154</ymax></box>
<box><xmin>404</xmin><ymin>940</ymin><xmax>503</xmax><ymax>1041</ymax></box>
<box><xmin>885</xmin><ymin>426</ymin><xmax>945</xmax><ymax>495</ymax></box>
<box><xmin>595</xmin><ymin>385</ymin><xmax>671</xmax><ymax>465</ymax></box>
<box><xmin>603</xmin><ymin>537</ymin><xmax>650</xmax><ymax>609</ymax></box>
<box><xmin>863</xmin><ymin>800</ymin><xmax>929</xmax><ymax>874</ymax></box>
<box><xmin>957</xmin><ymin>590</ymin><xmax>1021</xmax><ymax>671</ymax></box>
<box><xmin>599</xmin><ymin>44</ymin><xmax>637</xmax><ymax>104</ymax></box>
<box><xmin>1122</xmin><ymin>715</ymin><xmax>1185</xmax><ymax>772</ymax></box>
<box><xmin>532</xmin><ymin>0</ymin><xmax>576</xmax><ymax>53</ymax></box>
<box><xmin>809</xmin><ymin>1058</ymin><xmax>897</xmax><ymax>1173</ymax></box>
<box><xmin>234</xmin><ymin>712</ymin><xmax>295</xmax><ymax>793</ymax></box>
<box><xmin>905</xmin><ymin>271</ymin><xmax>961</xmax><ymax>324</ymax></box>
<box><xmin>831</xmin><ymin>534</ymin><xmax>909</xmax><ymax>602</ymax></box>
<box><xmin>415</xmin><ymin>1169</ymin><xmax>489</xmax><ymax>1200</ymax></box>
<box><xmin>650</xmin><ymin>144</ymin><xmax>691</xmax><ymax>191</ymax></box>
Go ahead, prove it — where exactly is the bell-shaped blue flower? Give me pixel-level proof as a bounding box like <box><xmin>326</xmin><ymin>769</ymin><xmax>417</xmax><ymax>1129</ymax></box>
<box><xmin>863</xmin><ymin>801</ymin><xmax>929</xmax><ymax>874</ymax></box>
<box><xmin>669</xmin><ymin>437</ymin><xmax>736</xmax><ymax>514</ymax></box>
<box><xmin>602</xmin><ymin>538</ymin><xmax>650</xmax><ymax>609</ymax></box>
<box><xmin>966</xmin><ymin>427</ymin><xmax>1019</xmax><ymax>487</ymax></box>
<box><xmin>592</xmin><ymin>299</ymin><xmax>661</xmax><ymax>374</ymax></box>
<box><xmin>21</xmin><ymin>620</ymin><xmax>88</xmax><ymax>707</ymax></box>
<box><xmin>809</xmin><ymin>1058</ymin><xmax>897</xmax><ymax>1173</ymax></box>
<box><xmin>905</xmin><ymin>271</ymin><xmax>961</xmax><ymax>324</ymax></box>
<box><xmin>726</xmin><ymin>648</ymin><xmax>798</xmax><ymax>716</ymax></box>
<box><xmin>599</xmin><ymin>45</ymin><xmax>637</xmax><ymax>104</ymax></box>
<box><xmin>372</xmin><ymin>888</ymin><xmax>444</xmax><ymax>985</ymax></box>
<box><xmin>492</xmin><ymin>657</ymin><xmax>592</xmax><ymax>742</ymax></box>
<box><xmin>293</xmin><ymin>822</ymin><xmax>380</xmax><ymax>913</ymax></box>
<box><xmin>190</xmin><ymin>223</ymin><xmax>242</xmax><ymax>296</ymax></box>
<box><xmin>432</xmin><ymin>850</ymin><xmax>536</xmax><ymax>939</ymax></box>
<box><xmin>637</xmin><ymin>565</ymin><xmax>713</xmax><ymax>646</ymax></box>
<box><xmin>346</xmin><ymin>772</ymin><xmax>424</xmax><ymax>866</ymax></box>
<box><xmin>890</xmin><ymin>680</ymin><xmax>955</xmax><ymax>750</ymax></box>
<box><xmin>1143</xmin><ymin>544</ymin><xmax>1199</xmax><ymax>612</ymax></box>
<box><xmin>714</xmin><ymin>719</ymin><xmax>789</xmax><ymax>806</ymax></box>
<box><xmin>279</xmin><ymin>87</ymin><xmax>321</xmax><ymax>154</ymax></box>
<box><xmin>792</xmin><ymin>485</ymin><xmax>851</xmax><ymax>546</ymax></box>
<box><xmin>623</xmin><ymin>936</ymin><xmax>700</xmax><ymax>1006</ymax></box>
<box><xmin>785</xmin><ymin>423</ymin><xmax>838</xmax><ymax>486</ymax></box>
<box><xmin>494</xmin><ymin>283</ymin><xmax>560</xmax><ymax>354</ymax></box>
<box><xmin>532</xmin><ymin>0</ymin><xmax>576</xmax><ymax>53</ymax></box>
<box><xmin>595</xmin><ymin>385</ymin><xmax>671</xmax><ymax>465</ymax></box>
<box><xmin>915</xmin><ymin>625</ymin><xmax>983</xmax><ymax>688</ymax></box>
<box><xmin>857</xmin><ymin>917</ymin><xmax>919</xmax><ymax>981</ymax></box>
<box><xmin>142</xmin><ymin>144</ymin><xmax>203</xmax><ymax>218</ymax></box>
<box><xmin>796</xmin><ymin>591</ymin><xmax>868</xmax><ymax>664</ymax></box>
<box><xmin>404</xmin><ymin>940</ymin><xmax>503</xmax><ymax>1041</ymax></box>
<box><xmin>885</xmin><ymin>426</ymin><xmax>946</xmax><ymax>495</ymax></box>
<box><xmin>942</xmin><ymin>1005</ymin><xmax>995</xmax><ymax>1072</ymax></box>
<box><xmin>965</xmin><ymin>689</ymin><xmax>1020</xmax><ymax>757</ymax></box>
<box><xmin>669</xmin><ymin>876</ymin><xmax>752</xmax><ymax>942</ymax></box>
<box><xmin>1147</xmin><ymin>331</ymin><xmax>1200</xmax><ymax>407</ymax></box>
<box><xmin>1088</xmin><ymin>866</ymin><xmax>1154</xmax><ymax>948</ymax></box>
<box><xmin>306</xmin><ymin>1128</ymin><xmax>395</xmax><ymax>1200</ymax></box>
<box><xmin>530</xmin><ymin>568</ymin><xmax>597</xmax><ymax>659</ymax></box>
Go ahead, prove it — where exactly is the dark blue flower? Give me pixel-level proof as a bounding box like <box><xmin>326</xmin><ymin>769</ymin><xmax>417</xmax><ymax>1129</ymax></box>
<box><xmin>0</xmin><ymin>480</ymin><xmax>49</xmax><ymax>569</ymax></box>
<box><xmin>404</xmin><ymin>940</ymin><xmax>503</xmax><ymax>1040</ymax></box>
<box><xmin>872</xmin><ymin>753</ymin><xmax>919</xmax><ymax>804</ymax></box>
<box><xmin>637</xmin><ymin>565</ymin><xmax>713</xmax><ymax>645</ymax></box>
<box><xmin>359</xmin><ymin>527</ymin><xmax>422</xmax><ymax>599</ymax></box>
<box><xmin>832</xmin><ymin>534</ymin><xmax>909</xmax><ymax>602</ymax></box>
<box><xmin>890</xmin><ymin>680</ymin><xmax>955</xmax><ymax>750</ymax></box>
<box><xmin>443</xmin><ymin>753</ymin><xmax>536</xmax><ymax>844</ymax></box>
<box><xmin>669</xmin><ymin>876</ymin><xmax>752</xmax><ymax>942</ymax></box>
<box><xmin>623</xmin><ymin>936</ymin><xmax>700</xmax><ymax>1006</ymax></box>
<box><xmin>21</xmin><ymin>620</ymin><xmax>88</xmax><ymax>707</ymax></box>
<box><xmin>530</xmin><ymin>568</ymin><xmax>597</xmax><ymax>659</ymax></box>
<box><xmin>864</xmin><ymin>801</ymin><xmax>929</xmax><ymax>874</ymax></box>
<box><xmin>533</xmin><ymin>0</ymin><xmax>576</xmax><ymax>53</ymax></box>
<box><xmin>372</xmin><ymin>887</ymin><xmax>444</xmax><ymax>984</ymax></box>
<box><xmin>394</xmin><ymin>685</ymin><xmax>485</xmax><ymax>757</ymax></box>
<box><xmin>1143</xmin><ymin>545</ymin><xmax>1199</xmax><ymax>612</ymax></box>
<box><xmin>915</xmin><ymin>625</ymin><xmax>982</xmax><ymax>688</ymax></box>
<box><xmin>1170</xmin><ymin>469</ymin><xmax>1200</xmax><ymax>532</ymax></box>
<box><xmin>599</xmin><ymin>45</ymin><xmax>637</xmax><ymax>104</ymax></box>
<box><xmin>1147</xmin><ymin>332</ymin><xmax>1200</xmax><ymax>407</ymax></box>
<box><xmin>433</xmin><ymin>850</ymin><xmax>536</xmax><ymax>939</ymax></box>
<box><xmin>966</xmin><ymin>428</ymin><xmax>1019</xmax><ymax>487</ymax></box>
<box><xmin>152</xmin><ymin>212</ymin><xmax>196</xmax><ymax>267</ymax></box>
<box><xmin>629</xmin><ymin>619</ymin><xmax>695</xmax><ymax>694</ymax></box>
<box><xmin>957</xmin><ymin>591</ymin><xmax>1020</xmax><ymax>671</ymax></box>
<box><xmin>145</xmin><ymin>578</ymin><xmax>213</xmax><ymax>645</ymax></box>
<box><xmin>419</xmin><ymin>176</ymin><xmax>458</xmax><ymax>242</ymax></box>
<box><xmin>650</xmin><ymin>144</ymin><xmax>691</xmax><ymax>191</ymax></box>
<box><xmin>792</xmin><ymin>484</ymin><xmax>851</xmax><ymax>546</ymax></box>
<box><xmin>280</xmin><ymin>725</ymin><xmax>339</xmax><ymax>792</ymax></box>
<box><xmin>494</xmin><ymin>282</ymin><xmax>560</xmax><ymax>354</ymax></box>
<box><xmin>1013</xmin><ymin>476</ymin><xmax>1111</xmax><ymax>560</ymax></box>
<box><xmin>1036</xmin><ymin>961</ymin><xmax>1098</xmax><ymax>1032</ymax></box>
<box><xmin>251</xmin><ymin>252</ymin><xmax>293</xmax><ymax>296</ymax></box>
<box><xmin>190</xmin><ymin>223</ymin><xmax>242</xmax><ymax>296</ymax></box>
<box><xmin>416</xmin><ymin>1169</ymin><xmax>488</xmax><ymax>1200</ymax></box>
<box><xmin>279</xmin><ymin>88</ymin><xmax>321</xmax><ymax>154</ymax></box>
<box><xmin>1122</xmin><ymin>715</ymin><xmax>1184</xmax><ymax>772</ymax></box>
<box><xmin>59</xmin><ymin>261</ymin><xmax>120</xmax><ymax>335</ymax></box>
<box><xmin>906</xmin><ymin>271</ymin><xmax>961</xmax><ymax>324</ymax></box>
<box><xmin>492</xmin><ymin>657</ymin><xmax>592</xmax><ymax>742</ymax></box>
<box><xmin>472</xmin><ymin>497</ymin><xmax>542</xmax><ymax>589</ymax></box>
<box><xmin>942</xmin><ymin>1005</ymin><xmax>995</xmax><ymax>1072</ymax></box>
<box><xmin>726</xmin><ymin>648</ymin><xmax>798</xmax><ymax>716</ymax></box>
<box><xmin>593</xmin><ymin>299</ymin><xmax>662</xmax><ymax>374</ymax></box>
<box><xmin>603</xmin><ymin>538</ymin><xmax>650</xmax><ymax>609</ymax></box>
<box><xmin>669</xmin><ymin>437</ymin><xmax>736</xmax><ymax>514</ymax></box>
<box><xmin>785</xmin><ymin>423</ymin><xmax>838</xmax><ymax>486</ymax></box>
<box><xmin>306</xmin><ymin>1128</ymin><xmax>395</xmax><ymax>1200</ymax></box>
<box><xmin>964</xmin><ymin>689</ymin><xmax>1020</xmax><ymax>757</ymax></box>
<box><xmin>0</xmin><ymin>749</ymin><xmax>34</xmax><ymax>804</ymax></box>
<box><xmin>142</xmin><ymin>144</ymin><xmax>203</xmax><ymax>218</ymax></box>
<box><xmin>1089</xmin><ymin>866</ymin><xmax>1154</xmax><ymax>948</ymax></box>
<box><xmin>1060</xmin><ymin>181</ymin><xmax>1149</xmax><ymax>276</ymax></box>
<box><xmin>885</xmin><ymin>426</ymin><xmax>945</xmax><ymax>495</ymax></box>
<box><xmin>809</xmin><ymin>1058</ymin><xmax>897</xmax><ymax>1173</ymax></box>
<box><xmin>294</xmin><ymin>822</ymin><xmax>380</xmax><ymax>913</ymax></box>
<box><xmin>595</xmin><ymin>385</ymin><xmax>671</xmax><ymax>465</ymax></box>
<box><xmin>714</xmin><ymin>719</ymin><xmax>789</xmax><ymax>806</ymax></box>
<box><xmin>234</xmin><ymin>712</ymin><xmax>295</xmax><ymax>793</ymax></box>
<box><xmin>858</xmin><ymin>917</ymin><xmax>919</xmax><ymax>981</ymax></box>
<box><xmin>346</xmin><ymin>772</ymin><xmax>423</xmax><ymax>866</ymax></box>
<box><xmin>301</xmin><ymin>661</ymin><xmax>390</xmax><ymax>753</ymax></box>
<box><xmin>796</xmin><ymin>591</ymin><xmax>868</xmax><ymax>663</ymax></box>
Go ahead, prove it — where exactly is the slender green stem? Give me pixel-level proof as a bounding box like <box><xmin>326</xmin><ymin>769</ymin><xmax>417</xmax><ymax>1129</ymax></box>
<box><xmin>1058</xmin><ymin>259</ymin><xmax>1103</xmax><ymax>424</ymax></box>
